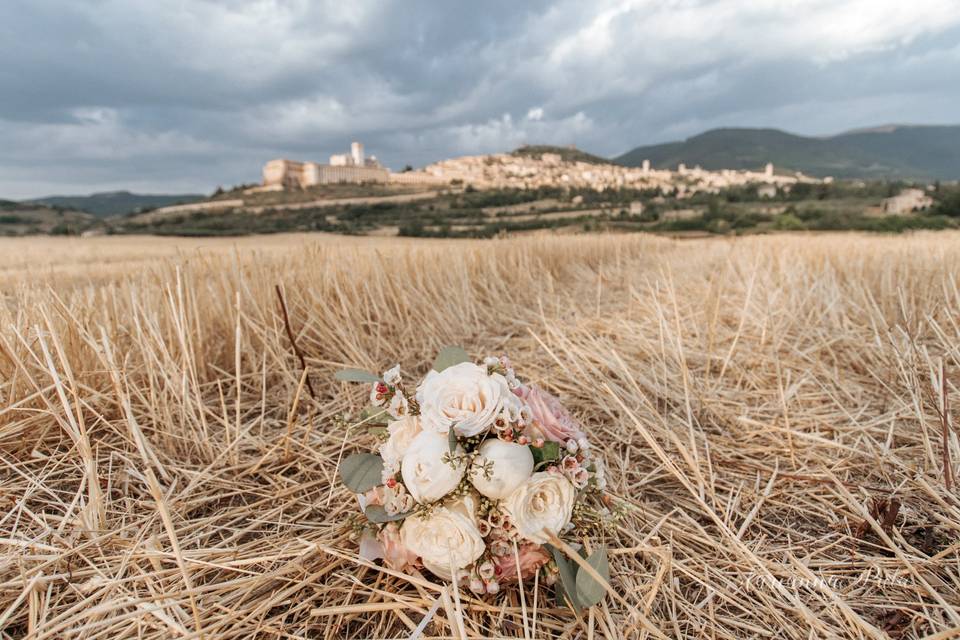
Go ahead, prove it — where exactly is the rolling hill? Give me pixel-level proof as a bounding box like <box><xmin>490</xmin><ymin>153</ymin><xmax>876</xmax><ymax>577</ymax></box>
<box><xmin>615</xmin><ymin>125</ymin><xmax>960</xmax><ymax>180</ymax></box>
<box><xmin>0</xmin><ymin>200</ymin><xmax>95</xmax><ymax>236</ymax></box>
<box><xmin>28</xmin><ymin>190</ymin><xmax>204</xmax><ymax>217</ymax></box>
<box><xmin>512</xmin><ymin>144</ymin><xmax>609</xmax><ymax>165</ymax></box>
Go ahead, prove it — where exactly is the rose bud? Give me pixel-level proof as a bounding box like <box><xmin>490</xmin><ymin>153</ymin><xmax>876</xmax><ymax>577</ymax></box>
<box><xmin>470</xmin><ymin>439</ymin><xmax>534</xmax><ymax>500</ymax></box>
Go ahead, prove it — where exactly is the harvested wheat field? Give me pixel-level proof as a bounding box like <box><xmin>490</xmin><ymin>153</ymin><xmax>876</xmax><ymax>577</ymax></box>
<box><xmin>2</xmin><ymin>232</ymin><xmax>960</xmax><ymax>639</ymax></box>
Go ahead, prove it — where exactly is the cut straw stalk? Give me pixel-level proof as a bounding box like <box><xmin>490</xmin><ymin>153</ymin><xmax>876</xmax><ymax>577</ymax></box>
<box><xmin>2</xmin><ymin>232</ymin><xmax>960</xmax><ymax>639</ymax></box>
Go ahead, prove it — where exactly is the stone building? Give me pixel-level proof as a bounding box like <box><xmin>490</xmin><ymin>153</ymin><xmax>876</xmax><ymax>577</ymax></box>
<box><xmin>388</xmin><ymin>171</ymin><xmax>447</xmax><ymax>185</ymax></box>
<box><xmin>882</xmin><ymin>188</ymin><xmax>934</xmax><ymax>214</ymax></box>
<box><xmin>262</xmin><ymin>142</ymin><xmax>389</xmax><ymax>187</ymax></box>
<box><xmin>757</xmin><ymin>184</ymin><xmax>777</xmax><ymax>198</ymax></box>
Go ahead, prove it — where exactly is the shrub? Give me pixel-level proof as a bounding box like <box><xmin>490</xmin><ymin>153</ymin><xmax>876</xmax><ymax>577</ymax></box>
<box><xmin>398</xmin><ymin>220</ymin><xmax>426</xmax><ymax>237</ymax></box>
<box><xmin>772</xmin><ymin>213</ymin><xmax>805</xmax><ymax>231</ymax></box>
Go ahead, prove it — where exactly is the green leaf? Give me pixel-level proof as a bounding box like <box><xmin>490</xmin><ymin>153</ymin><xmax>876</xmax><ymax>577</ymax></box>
<box><xmin>575</xmin><ymin>547</ymin><xmax>610</xmax><ymax>608</ymax></box>
<box><xmin>360</xmin><ymin>404</ymin><xmax>391</xmax><ymax>425</ymax></box>
<box><xmin>531</xmin><ymin>441</ymin><xmax>561</xmax><ymax>466</ymax></box>
<box><xmin>339</xmin><ymin>453</ymin><xmax>384</xmax><ymax>493</ymax></box>
<box><xmin>547</xmin><ymin>544</ymin><xmax>583</xmax><ymax>612</ymax></box>
<box><xmin>364</xmin><ymin>505</ymin><xmax>409</xmax><ymax>523</ymax></box>
<box><xmin>448</xmin><ymin>428</ymin><xmax>459</xmax><ymax>455</ymax></box>
<box><xmin>367</xmin><ymin>426</ymin><xmax>387</xmax><ymax>437</ymax></box>
<box><xmin>335</xmin><ymin>368</ymin><xmax>380</xmax><ymax>383</ymax></box>
<box><xmin>432</xmin><ymin>346</ymin><xmax>470</xmax><ymax>372</ymax></box>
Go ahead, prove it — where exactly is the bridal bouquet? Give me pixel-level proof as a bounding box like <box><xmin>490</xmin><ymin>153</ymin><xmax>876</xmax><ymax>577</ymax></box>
<box><xmin>336</xmin><ymin>347</ymin><xmax>613</xmax><ymax>610</ymax></box>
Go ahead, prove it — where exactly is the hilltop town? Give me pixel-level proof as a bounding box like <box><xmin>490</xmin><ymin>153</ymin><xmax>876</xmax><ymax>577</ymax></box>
<box><xmin>2</xmin><ymin>140</ymin><xmax>950</xmax><ymax>238</ymax></box>
<box><xmin>257</xmin><ymin>141</ymin><xmax>818</xmax><ymax>197</ymax></box>
<box><xmin>422</xmin><ymin>150</ymin><xmax>812</xmax><ymax>195</ymax></box>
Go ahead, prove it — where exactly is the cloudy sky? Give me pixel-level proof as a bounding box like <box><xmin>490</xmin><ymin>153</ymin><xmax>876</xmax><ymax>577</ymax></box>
<box><xmin>2</xmin><ymin>0</ymin><xmax>960</xmax><ymax>198</ymax></box>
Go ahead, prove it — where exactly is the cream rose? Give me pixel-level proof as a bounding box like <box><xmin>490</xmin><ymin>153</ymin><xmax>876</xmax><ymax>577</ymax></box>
<box><xmin>400</xmin><ymin>496</ymin><xmax>485</xmax><ymax>580</ymax></box>
<box><xmin>503</xmin><ymin>472</ymin><xmax>576</xmax><ymax>544</ymax></box>
<box><xmin>416</xmin><ymin>362</ymin><xmax>514</xmax><ymax>437</ymax></box>
<box><xmin>470</xmin><ymin>439</ymin><xmax>534</xmax><ymax>500</ymax></box>
<box><xmin>401</xmin><ymin>430</ymin><xmax>466</xmax><ymax>503</ymax></box>
<box><xmin>378</xmin><ymin>416</ymin><xmax>422</xmax><ymax>471</ymax></box>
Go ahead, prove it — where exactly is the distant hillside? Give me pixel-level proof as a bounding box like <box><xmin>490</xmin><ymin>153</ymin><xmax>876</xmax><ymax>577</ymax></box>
<box><xmin>512</xmin><ymin>145</ymin><xmax>608</xmax><ymax>165</ymax></box>
<box><xmin>0</xmin><ymin>201</ymin><xmax>95</xmax><ymax>236</ymax></box>
<box><xmin>615</xmin><ymin>125</ymin><xmax>960</xmax><ymax>180</ymax></box>
<box><xmin>29</xmin><ymin>190</ymin><xmax>204</xmax><ymax>217</ymax></box>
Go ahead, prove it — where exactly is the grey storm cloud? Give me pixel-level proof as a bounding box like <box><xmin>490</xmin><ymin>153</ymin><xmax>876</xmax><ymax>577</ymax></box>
<box><xmin>2</xmin><ymin>0</ymin><xmax>959</xmax><ymax>198</ymax></box>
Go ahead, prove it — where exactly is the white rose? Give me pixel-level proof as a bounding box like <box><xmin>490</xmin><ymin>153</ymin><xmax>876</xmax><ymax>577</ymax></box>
<box><xmin>400</xmin><ymin>495</ymin><xmax>484</xmax><ymax>580</ymax></box>
<box><xmin>401</xmin><ymin>430</ymin><xmax>466</xmax><ymax>503</ymax></box>
<box><xmin>379</xmin><ymin>416</ymin><xmax>422</xmax><ymax>469</ymax></box>
<box><xmin>470</xmin><ymin>439</ymin><xmax>534</xmax><ymax>500</ymax></box>
<box><xmin>416</xmin><ymin>362</ymin><xmax>512</xmax><ymax>437</ymax></box>
<box><xmin>503</xmin><ymin>472</ymin><xmax>576</xmax><ymax>544</ymax></box>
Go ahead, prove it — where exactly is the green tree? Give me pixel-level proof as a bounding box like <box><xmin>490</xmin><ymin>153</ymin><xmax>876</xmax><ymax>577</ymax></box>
<box><xmin>932</xmin><ymin>189</ymin><xmax>960</xmax><ymax>217</ymax></box>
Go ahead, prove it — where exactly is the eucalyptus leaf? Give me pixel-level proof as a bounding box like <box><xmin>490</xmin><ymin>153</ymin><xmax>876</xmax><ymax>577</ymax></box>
<box><xmin>531</xmin><ymin>441</ymin><xmax>561</xmax><ymax>466</ymax></box>
<box><xmin>335</xmin><ymin>368</ymin><xmax>380</xmax><ymax>383</ymax></box>
<box><xmin>547</xmin><ymin>544</ymin><xmax>583</xmax><ymax>612</ymax></box>
<box><xmin>554</xmin><ymin>578</ymin><xmax>570</xmax><ymax>610</ymax></box>
<box><xmin>360</xmin><ymin>404</ymin><xmax>391</xmax><ymax>425</ymax></box>
<box><xmin>339</xmin><ymin>453</ymin><xmax>384</xmax><ymax>493</ymax></box>
<box><xmin>432</xmin><ymin>345</ymin><xmax>470</xmax><ymax>372</ymax></box>
<box><xmin>574</xmin><ymin>546</ymin><xmax>610</xmax><ymax>608</ymax></box>
<box><xmin>448</xmin><ymin>428</ymin><xmax>459</xmax><ymax>455</ymax></box>
<box><xmin>364</xmin><ymin>505</ymin><xmax>409</xmax><ymax>523</ymax></box>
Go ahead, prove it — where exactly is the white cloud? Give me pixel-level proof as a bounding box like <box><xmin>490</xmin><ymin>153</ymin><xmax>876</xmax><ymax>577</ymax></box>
<box><xmin>446</xmin><ymin>111</ymin><xmax>595</xmax><ymax>154</ymax></box>
<box><xmin>538</xmin><ymin>0</ymin><xmax>960</xmax><ymax>105</ymax></box>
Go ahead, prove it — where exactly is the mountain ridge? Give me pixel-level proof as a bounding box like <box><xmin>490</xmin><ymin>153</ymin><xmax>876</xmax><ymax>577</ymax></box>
<box><xmin>27</xmin><ymin>190</ymin><xmax>204</xmax><ymax>217</ymax></box>
<box><xmin>615</xmin><ymin>124</ymin><xmax>960</xmax><ymax>180</ymax></box>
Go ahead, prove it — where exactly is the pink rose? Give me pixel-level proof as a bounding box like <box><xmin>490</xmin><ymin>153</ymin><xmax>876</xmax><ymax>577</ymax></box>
<box><xmin>516</xmin><ymin>384</ymin><xmax>585</xmax><ymax>443</ymax></box>
<box><xmin>493</xmin><ymin>543</ymin><xmax>550</xmax><ymax>583</ymax></box>
<box><xmin>379</xmin><ymin>523</ymin><xmax>418</xmax><ymax>571</ymax></box>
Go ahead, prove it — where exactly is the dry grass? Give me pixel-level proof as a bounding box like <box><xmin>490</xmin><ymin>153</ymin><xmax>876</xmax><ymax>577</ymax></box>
<box><xmin>1</xmin><ymin>231</ymin><xmax>959</xmax><ymax>639</ymax></box>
